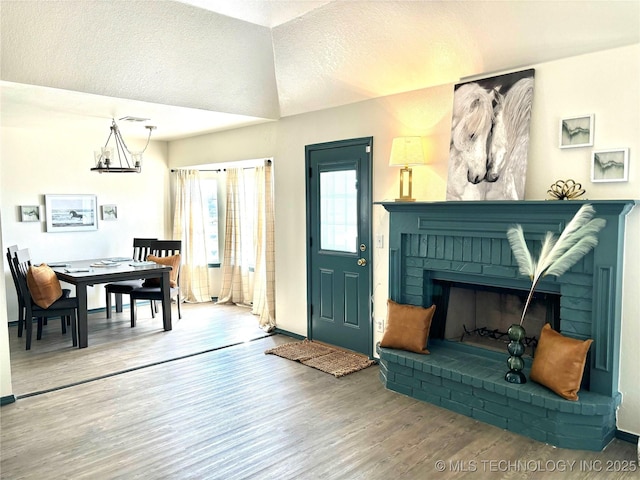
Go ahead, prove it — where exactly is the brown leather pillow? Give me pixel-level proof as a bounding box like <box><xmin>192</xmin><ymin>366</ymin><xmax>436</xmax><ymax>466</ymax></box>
<box><xmin>142</xmin><ymin>254</ymin><xmax>181</xmax><ymax>288</ymax></box>
<box><xmin>27</xmin><ymin>264</ymin><xmax>63</xmax><ymax>308</ymax></box>
<box><xmin>379</xmin><ymin>299</ymin><xmax>436</xmax><ymax>354</ymax></box>
<box><xmin>530</xmin><ymin>323</ymin><xmax>593</xmax><ymax>401</ymax></box>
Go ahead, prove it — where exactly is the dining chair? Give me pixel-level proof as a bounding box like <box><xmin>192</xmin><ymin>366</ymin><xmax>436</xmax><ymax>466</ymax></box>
<box><xmin>129</xmin><ymin>240</ymin><xmax>182</xmax><ymax>327</ymax></box>
<box><xmin>12</xmin><ymin>248</ymin><xmax>78</xmax><ymax>350</ymax></box>
<box><xmin>104</xmin><ymin>238</ymin><xmax>157</xmax><ymax>318</ymax></box>
<box><xmin>7</xmin><ymin>246</ymin><xmax>73</xmax><ymax>338</ymax></box>
<box><xmin>6</xmin><ymin>245</ymin><xmax>27</xmax><ymax>337</ymax></box>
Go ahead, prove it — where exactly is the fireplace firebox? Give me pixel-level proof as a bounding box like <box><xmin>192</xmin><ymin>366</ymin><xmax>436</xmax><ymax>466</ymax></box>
<box><xmin>377</xmin><ymin>200</ymin><xmax>636</xmax><ymax>450</ymax></box>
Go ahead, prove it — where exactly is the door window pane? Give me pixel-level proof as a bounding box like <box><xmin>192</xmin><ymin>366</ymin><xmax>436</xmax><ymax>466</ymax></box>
<box><xmin>320</xmin><ymin>169</ymin><xmax>357</xmax><ymax>253</ymax></box>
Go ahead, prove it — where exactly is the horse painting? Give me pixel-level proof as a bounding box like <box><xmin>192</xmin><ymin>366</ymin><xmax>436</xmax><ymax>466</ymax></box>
<box><xmin>446</xmin><ymin>69</ymin><xmax>535</xmax><ymax>201</ymax></box>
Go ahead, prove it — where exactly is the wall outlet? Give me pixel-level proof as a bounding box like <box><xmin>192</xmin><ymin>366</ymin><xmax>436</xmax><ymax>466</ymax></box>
<box><xmin>376</xmin><ymin>234</ymin><xmax>384</xmax><ymax>248</ymax></box>
<box><xmin>375</xmin><ymin>318</ymin><xmax>384</xmax><ymax>332</ymax></box>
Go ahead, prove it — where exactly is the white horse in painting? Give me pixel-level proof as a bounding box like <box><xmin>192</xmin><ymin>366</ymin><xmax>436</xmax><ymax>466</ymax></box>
<box><xmin>485</xmin><ymin>77</ymin><xmax>534</xmax><ymax>200</ymax></box>
<box><xmin>446</xmin><ymin>82</ymin><xmax>495</xmax><ymax>200</ymax></box>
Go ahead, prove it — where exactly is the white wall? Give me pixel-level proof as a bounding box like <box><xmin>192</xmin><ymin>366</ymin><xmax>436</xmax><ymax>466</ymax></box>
<box><xmin>170</xmin><ymin>44</ymin><xmax>640</xmax><ymax>435</ymax></box>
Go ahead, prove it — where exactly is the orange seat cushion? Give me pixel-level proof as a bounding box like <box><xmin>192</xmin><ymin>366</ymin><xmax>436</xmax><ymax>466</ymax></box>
<box><xmin>27</xmin><ymin>264</ymin><xmax>63</xmax><ymax>308</ymax></box>
<box><xmin>142</xmin><ymin>254</ymin><xmax>181</xmax><ymax>288</ymax></box>
<box><xmin>530</xmin><ymin>323</ymin><xmax>593</xmax><ymax>401</ymax></box>
<box><xmin>379</xmin><ymin>299</ymin><xmax>436</xmax><ymax>354</ymax></box>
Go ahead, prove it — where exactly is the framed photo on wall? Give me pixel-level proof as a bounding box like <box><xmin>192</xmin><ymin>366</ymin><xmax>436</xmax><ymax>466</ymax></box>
<box><xmin>591</xmin><ymin>148</ymin><xmax>629</xmax><ymax>183</ymax></box>
<box><xmin>101</xmin><ymin>204</ymin><xmax>118</xmax><ymax>221</ymax></box>
<box><xmin>20</xmin><ymin>205</ymin><xmax>40</xmax><ymax>222</ymax></box>
<box><xmin>45</xmin><ymin>194</ymin><xmax>98</xmax><ymax>232</ymax></box>
<box><xmin>559</xmin><ymin>114</ymin><xmax>594</xmax><ymax>149</ymax></box>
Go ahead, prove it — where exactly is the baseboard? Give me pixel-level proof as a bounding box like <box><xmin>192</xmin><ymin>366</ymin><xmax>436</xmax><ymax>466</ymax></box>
<box><xmin>272</xmin><ymin>328</ymin><xmax>305</xmax><ymax>340</ymax></box>
<box><xmin>615</xmin><ymin>429</ymin><xmax>639</xmax><ymax>445</ymax></box>
<box><xmin>1</xmin><ymin>395</ymin><xmax>16</xmax><ymax>406</ymax></box>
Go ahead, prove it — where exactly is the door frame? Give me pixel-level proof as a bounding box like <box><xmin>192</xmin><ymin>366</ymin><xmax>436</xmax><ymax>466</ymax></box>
<box><xmin>305</xmin><ymin>137</ymin><xmax>374</xmax><ymax>357</ymax></box>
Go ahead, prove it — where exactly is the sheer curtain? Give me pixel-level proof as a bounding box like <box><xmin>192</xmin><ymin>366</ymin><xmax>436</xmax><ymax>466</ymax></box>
<box><xmin>218</xmin><ymin>161</ymin><xmax>276</xmax><ymax>331</ymax></box>
<box><xmin>173</xmin><ymin>169</ymin><xmax>211</xmax><ymax>303</ymax></box>
<box><xmin>217</xmin><ymin>168</ymin><xmax>252</xmax><ymax>306</ymax></box>
<box><xmin>251</xmin><ymin>163</ymin><xmax>276</xmax><ymax>330</ymax></box>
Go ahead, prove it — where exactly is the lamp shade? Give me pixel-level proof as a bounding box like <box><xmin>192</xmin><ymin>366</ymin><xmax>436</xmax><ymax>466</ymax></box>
<box><xmin>389</xmin><ymin>137</ymin><xmax>426</xmax><ymax>167</ymax></box>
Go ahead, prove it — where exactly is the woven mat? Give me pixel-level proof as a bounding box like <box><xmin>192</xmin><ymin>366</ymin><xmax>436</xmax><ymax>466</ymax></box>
<box><xmin>265</xmin><ymin>340</ymin><xmax>375</xmax><ymax>378</ymax></box>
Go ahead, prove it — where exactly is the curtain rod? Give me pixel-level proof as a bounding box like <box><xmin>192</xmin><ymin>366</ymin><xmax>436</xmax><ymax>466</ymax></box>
<box><xmin>171</xmin><ymin>159</ymin><xmax>271</xmax><ymax>173</ymax></box>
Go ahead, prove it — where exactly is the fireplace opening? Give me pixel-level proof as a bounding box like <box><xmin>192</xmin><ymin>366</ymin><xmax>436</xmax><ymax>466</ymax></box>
<box><xmin>429</xmin><ymin>280</ymin><xmax>561</xmax><ymax>358</ymax></box>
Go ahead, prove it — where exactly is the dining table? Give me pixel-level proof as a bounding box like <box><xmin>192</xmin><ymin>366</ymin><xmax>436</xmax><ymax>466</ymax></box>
<box><xmin>50</xmin><ymin>257</ymin><xmax>173</xmax><ymax>348</ymax></box>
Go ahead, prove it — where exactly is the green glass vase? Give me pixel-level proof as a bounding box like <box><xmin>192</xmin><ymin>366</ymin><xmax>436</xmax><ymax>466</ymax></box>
<box><xmin>505</xmin><ymin>324</ymin><xmax>527</xmax><ymax>384</ymax></box>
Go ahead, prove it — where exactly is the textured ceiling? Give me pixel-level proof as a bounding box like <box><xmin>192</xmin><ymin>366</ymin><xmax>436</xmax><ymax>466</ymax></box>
<box><xmin>1</xmin><ymin>0</ymin><xmax>639</xmax><ymax>141</ymax></box>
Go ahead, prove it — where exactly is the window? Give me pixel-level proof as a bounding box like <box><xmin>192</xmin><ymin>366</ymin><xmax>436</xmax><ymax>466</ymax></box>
<box><xmin>201</xmin><ymin>177</ymin><xmax>220</xmax><ymax>265</ymax></box>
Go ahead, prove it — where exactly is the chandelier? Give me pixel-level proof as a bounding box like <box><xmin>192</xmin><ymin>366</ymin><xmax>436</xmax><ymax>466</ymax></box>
<box><xmin>91</xmin><ymin>118</ymin><xmax>156</xmax><ymax>173</ymax></box>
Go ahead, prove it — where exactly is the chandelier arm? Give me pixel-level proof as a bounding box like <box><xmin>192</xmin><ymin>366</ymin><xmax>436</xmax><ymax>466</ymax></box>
<box><xmin>114</xmin><ymin>131</ymin><xmax>132</xmax><ymax>168</ymax></box>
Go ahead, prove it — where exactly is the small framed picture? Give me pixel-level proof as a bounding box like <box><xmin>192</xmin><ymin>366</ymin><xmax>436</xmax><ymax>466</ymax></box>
<box><xmin>101</xmin><ymin>205</ymin><xmax>118</xmax><ymax>221</ymax></box>
<box><xmin>559</xmin><ymin>114</ymin><xmax>594</xmax><ymax>149</ymax></box>
<box><xmin>20</xmin><ymin>205</ymin><xmax>40</xmax><ymax>222</ymax></box>
<box><xmin>591</xmin><ymin>148</ymin><xmax>629</xmax><ymax>183</ymax></box>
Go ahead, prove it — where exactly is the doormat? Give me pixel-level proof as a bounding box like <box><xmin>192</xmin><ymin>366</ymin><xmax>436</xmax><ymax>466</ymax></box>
<box><xmin>265</xmin><ymin>340</ymin><xmax>375</xmax><ymax>378</ymax></box>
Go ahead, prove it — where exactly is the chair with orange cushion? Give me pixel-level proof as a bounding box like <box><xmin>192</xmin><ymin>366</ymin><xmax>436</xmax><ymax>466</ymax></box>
<box><xmin>129</xmin><ymin>240</ymin><xmax>182</xmax><ymax>327</ymax></box>
<box><xmin>104</xmin><ymin>238</ymin><xmax>157</xmax><ymax>318</ymax></box>
<box><xmin>12</xmin><ymin>248</ymin><xmax>78</xmax><ymax>350</ymax></box>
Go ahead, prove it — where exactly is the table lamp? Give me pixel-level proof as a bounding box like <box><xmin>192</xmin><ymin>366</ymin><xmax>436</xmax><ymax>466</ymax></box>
<box><xmin>389</xmin><ymin>136</ymin><xmax>426</xmax><ymax>202</ymax></box>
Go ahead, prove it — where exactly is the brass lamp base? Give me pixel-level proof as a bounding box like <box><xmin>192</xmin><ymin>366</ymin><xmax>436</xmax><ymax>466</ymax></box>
<box><xmin>395</xmin><ymin>166</ymin><xmax>415</xmax><ymax>202</ymax></box>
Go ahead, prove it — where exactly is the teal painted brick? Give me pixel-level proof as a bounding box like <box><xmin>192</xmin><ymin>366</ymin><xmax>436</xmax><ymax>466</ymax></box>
<box><xmin>415</xmin><ymin>370</ymin><xmax>442</xmax><ymax>386</ymax></box>
<box><xmin>507</xmin><ymin>398</ymin><xmax>548</xmax><ymax>417</ymax></box>
<box><xmin>421</xmin><ymin>382</ymin><xmax>451</xmax><ymax>399</ymax></box>
<box><xmin>431</xmin><ymin>365</ymin><xmax>442</xmax><ymax>376</ymax></box>
<box><xmin>484</xmin><ymin>401</ymin><xmax>522</xmax><ymax>421</ymax></box>
<box><xmin>452</xmin><ymin>391</ymin><xmax>483</xmax><ymax>409</ymax></box>
<box><xmin>595</xmin><ymin>402</ymin><xmax>615</xmax><ymax>416</ymax></box>
<box><xmin>387</xmin><ymin>380</ymin><xmax>413</xmax><ymax>397</ymax></box>
<box><xmin>405</xmin><ymin>275</ymin><xmax>423</xmax><ymax>287</ymax></box>
<box><xmin>549</xmin><ymin>411</ymin><xmax>611</xmax><ymax>427</ymax></box>
<box><xmin>560</xmin><ymin>307</ymin><xmax>591</xmax><ymax>323</ymax></box>
<box><xmin>531</xmin><ymin>395</ymin><xmax>545</xmax><ymax>408</ymax></box>
<box><xmin>559</xmin><ymin>401</ymin><xmax>577</xmax><ymax>413</ymax></box>
<box><xmin>553</xmin><ymin>423</ymin><xmax>610</xmax><ymax>439</ymax></box>
<box><xmin>473</xmin><ymin>408</ymin><xmax>508</xmax><ymax>429</ymax></box>
<box><xmin>517</xmin><ymin>389</ymin><xmax>533</xmax><ymax>403</ymax></box>
<box><xmin>507</xmin><ymin>419</ymin><xmax>548</xmax><ymax>443</ymax></box>
<box><xmin>414</xmin><ymin>389</ymin><xmax>442</xmax><ymax>407</ymax></box>
<box><xmin>546</xmin><ymin>434</ymin><xmax>605</xmax><ymax>452</ymax></box>
<box><xmin>423</xmin><ymin>259</ymin><xmax>451</xmax><ymax>270</ymax></box>
<box><xmin>389</xmin><ymin>363</ymin><xmax>414</xmax><ymax>377</ymax></box>
<box><xmin>483</xmin><ymin>265</ymin><xmax>516</xmax><ymax>277</ymax></box>
<box><xmin>442</xmin><ymin>379</ymin><xmax>472</xmax><ymax>395</ymax></box>
<box><xmin>451</xmin><ymin>261</ymin><xmax>482</xmax><ymax>274</ymax></box>
<box><xmin>395</xmin><ymin>372</ymin><xmax>421</xmax><ymax>389</ymax></box>
<box><xmin>561</xmin><ymin>284</ymin><xmax>592</xmax><ymax>298</ymax></box>
<box><xmin>461</xmin><ymin>374</ymin><xmax>474</xmax><ymax>385</ymax></box>
<box><xmin>405</xmin><ymin>285</ymin><xmax>423</xmax><ymax>296</ymax></box>
<box><xmin>450</xmin><ymin>371</ymin><xmax>461</xmax><ymax>382</ymax></box>
<box><xmin>505</xmin><ymin>386</ymin><xmax>520</xmax><ymax>400</ymax></box>
<box><xmin>441</xmin><ymin>397</ymin><xmax>472</xmax><ymax>417</ymax></box>
<box><xmin>474</xmin><ymin>388</ymin><xmax>509</xmax><ymax>406</ymax></box>
<box><xmin>521</xmin><ymin>412</ymin><xmax>557</xmax><ymax>432</ymax></box>
<box><xmin>562</xmin><ymin>296</ymin><xmax>591</xmax><ymax>310</ymax></box>
<box><xmin>561</xmin><ymin>272</ymin><xmax>592</xmax><ymax>286</ymax></box>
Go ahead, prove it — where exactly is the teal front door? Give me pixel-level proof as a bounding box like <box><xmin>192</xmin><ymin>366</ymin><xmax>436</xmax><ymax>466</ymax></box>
<box><xmin>306</xmin><ymin>137</ymin><xmax>373</xmax><ymax>357</ymax></box>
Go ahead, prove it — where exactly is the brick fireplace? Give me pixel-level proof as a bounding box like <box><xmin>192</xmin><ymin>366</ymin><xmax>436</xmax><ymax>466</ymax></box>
<box><xmin>377</xmin><ymin>200</ymin><xmax>636</xmax><ymax>450</ymax></box>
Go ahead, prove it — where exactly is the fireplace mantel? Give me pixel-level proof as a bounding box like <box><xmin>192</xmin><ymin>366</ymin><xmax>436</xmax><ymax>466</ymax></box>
<box><xmin>377</xmin><ymin>199</ymin><xmax>637</xmax><ymax>450</ymax></box>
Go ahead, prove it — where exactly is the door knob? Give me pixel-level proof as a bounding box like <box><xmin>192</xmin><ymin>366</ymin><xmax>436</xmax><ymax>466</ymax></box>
<box><xmin>357</xmin><ymin>258</ymin><xmax>367</xmax><ymax>266</ymax></box>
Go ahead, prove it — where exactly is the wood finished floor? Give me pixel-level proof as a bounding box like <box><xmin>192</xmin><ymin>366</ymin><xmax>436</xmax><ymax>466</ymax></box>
<box><xmin>2</xmin><ymin>303</ymin><xmax>638</xmax><ymax>479</ymax></box>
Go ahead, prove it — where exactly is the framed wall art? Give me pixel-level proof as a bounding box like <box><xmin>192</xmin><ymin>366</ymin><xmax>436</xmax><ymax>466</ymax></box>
<box><xmin>45</xmin><ymin>194</ymin><xmax>98</xmax><ymax>232</ymax></box>
<box><xmin>101</xmin><ymin>204</ymin><xmax>118</xmax><ymax>221</ymax></box>
<box><xmin>20</xmin><ymin>205</ymin><xmax>40</xmax><ymax>222</ymax></box>
<box><xmin>559</xmin><ymin>114</ymin><xmax>594</xmax><ymax>149</ymax></box>
<box><xmin>591</xmin><ymin>148</ymin><xmax>629</xmax><ymax>183</ymax></box>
